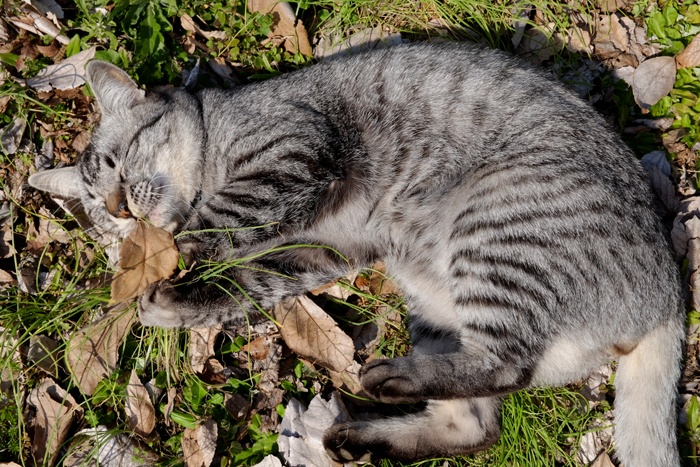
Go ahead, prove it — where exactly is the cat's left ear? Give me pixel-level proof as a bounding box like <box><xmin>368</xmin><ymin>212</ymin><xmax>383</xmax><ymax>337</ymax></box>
<box><xmin>28</xmin><ymin>167</ymin><xmax>83</xmax><ymax>199</ymax></box>
<box><xmin>86</xmin><ymin>60</ymin><xmax>146</xmax><ymax>117</ymax></box>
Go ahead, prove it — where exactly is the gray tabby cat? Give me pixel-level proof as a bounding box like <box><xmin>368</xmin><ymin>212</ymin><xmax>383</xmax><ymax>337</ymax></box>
<box><xmin>28</xmin><ymin>43</ymin><xmax>683</xmax><ymax>467</ymax></box>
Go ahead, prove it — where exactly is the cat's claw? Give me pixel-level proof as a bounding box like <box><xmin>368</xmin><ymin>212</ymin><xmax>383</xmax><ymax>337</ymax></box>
<box><xmin>322</xmin><ymin>423</ymin><xmax>380</xmax><ymax>464</ymax></box>
<box><xmin>360</xmin><ymin>358</ymin><xmax>425</xmax><ymax>403</ymax></box>
<box><xmin>138</xmin><ymin>279</ymin><xmax>184</xmax><ymax>328</ymax></box>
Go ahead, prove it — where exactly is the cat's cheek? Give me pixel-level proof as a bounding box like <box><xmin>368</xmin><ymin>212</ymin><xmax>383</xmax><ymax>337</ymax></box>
<box><xmin>138</xmin><ymin>280</ymin><xmax>184</xmax><ymax>328</ymax></box>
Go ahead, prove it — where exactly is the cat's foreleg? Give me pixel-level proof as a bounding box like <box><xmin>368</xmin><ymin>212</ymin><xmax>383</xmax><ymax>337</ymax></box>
<box><xmin>137</xmin><ymin>244</ymin><xmax>351</xmax><ymax>328</ymax></box>
<box><xmin>357</xmin><ymin>347</ymin><xmax>533</xmax><ymax>403</ymax></box>
<box><xmin>323</xmin><ymin>397</ymin><xmax>501</xmax><ymax>462</ymax></box>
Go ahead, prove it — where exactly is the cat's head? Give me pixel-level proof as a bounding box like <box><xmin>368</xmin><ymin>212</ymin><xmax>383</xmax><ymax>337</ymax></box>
<box><xmin>28</xmin><ymin>60</ymin><xmax>205</xmax><ymax>238</ymax></box>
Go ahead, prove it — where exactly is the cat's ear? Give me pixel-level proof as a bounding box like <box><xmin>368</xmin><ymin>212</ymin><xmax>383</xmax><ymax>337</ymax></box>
<box><xmin>86</xmin><ymin>60</ymin><xmax>146</xmax><ymax>116</ymax></box>
<box><xmin>28</xmin><ymin>167</ymin><xmax>83</xmax><ymax>199</ymax></box>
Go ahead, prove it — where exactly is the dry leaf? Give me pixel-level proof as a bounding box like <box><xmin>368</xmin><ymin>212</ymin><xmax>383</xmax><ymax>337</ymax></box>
<box><xmin>65</xmin><ymin>426</ymin><xmax>161</xmax><ymax>467</ymax></box>
<box><xmin>687</xmin><ymin>216</ymin><xmax>700</xmax><ymax>311</ymax></box>
<box><xmin>180</xmin><ymin>13</ymin><xmax>226</xmax><ymax>40</ymax></box>
<box><xmin>251</xmin><ymin>455</ymin><xmax>283</xmax><ymax>467</ymax></box>
<box><xmin>273</xmin><ymin>295</ymin><xmax>355</xmax><ymax>372</ymax></box>
<box><xmin>631</xmin><ymin>56</ymin><xmax>676</xmax><ymax>109</ymax></box>
<box><xmin>28</xmin><ymin>334</ymin><xmax>59</xmax><ymax>377</ymax></box>
<box><xmin>125</xmin><ymin>370</ymin><xmax>156</xmax><ymax>437</ymax></box>
<box><xmin>182</xmin><ymin>419</ymin><xmax>218</xmax><ymax>467</ymax></box>
<box><xmin>241</xmin><ymin>336</ymin><xmax>270</xmax><ymax>360</ymax></box>
<box><xmin>248</xmin><ymin>0</ymin><xmax>312</xmax><ymax>55</ymax></box>
<box><xmin>672</xmin><ymin>197</ymin><xmax>700</xmax><ymax>257</ymax></box>
<box><xmin>328</xmin><ymin>360</ymin><xmax>364</xmax><ymax>396</ymax></box>
<box><xmin>1</xmin><ymin>118</ymin><xmax>26</xmax><ymax>155</ymax></box>
<box><xmin>110</xmin><ymin>220</ymin><xmax>179</xmax><ymax>303</ymax></box>
<box><xmin>646</xmin><ymin>165</ymin><xmax>679</xmax><ymax>213</ymax></box>
<box><xmin>27</xmin><ymin>47</ymin><xmax>96</xmax><ymax>92</ymax></box>
<box><xmin>677</xmin><ymin>35</ymin><xmax>700</xmax><ymax>69</ymax></box>
<box><xmin>190</xmin><ymin>325</ymin><xmax>222</xmax><ymax>373</ymax></box>
<box><xmin>26</xmin><ymin>378</ymin><xmax>84</xmax><ymax>466</ymax></box>
<box><xmin>72</xmin><ymin>130</ymin><xmax>91</xmax><ymax>153</ymax></box>
<box><xmin>278</xmin><ymin>393</ymin><xmax>350</xmax><ymax>467</ymax></box>
<box><xmin>590</xmin><ymin>451</ymin><xmax>615</xmax><ymax>467</ymax></box>
<box><xmin>0</xmin><ymin>227</ymin><xmax>16</xmax><ymax>260</ymax></box>
<box><xmin>164</xmin><ymin>387</ymin><xmax>177</xmax><ymax>426</ymax></box>
<box><xmin>0</xmin><ymin>269</ymin><xmax>16</xmax><ymax>289</ymax></box>
<box><xmin>369</xmin><ymin>262</ymin><xmax>401</xmax><ymax>296</ymax></box>
<box><xmin>224</xmin><ymin>392</ymin><xmax>250</xmax><ymax>420</ymax></box>
<box><xmin>66</xmin><ymin>304</ymin><xmax>136</xmax><ymax>395</ymax></box>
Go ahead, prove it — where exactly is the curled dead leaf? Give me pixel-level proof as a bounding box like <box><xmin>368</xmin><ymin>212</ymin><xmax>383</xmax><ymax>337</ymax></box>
<box><xmin>631</xmin><ymin>56</ymin><xmax>676</xmax><ymax>109</ymax></box>
<box><xmin>677</xmin><ymin>35</ymin><xmax>700</xmax><ymax>69</ymax></box>
<box><xmin>273</xmin><ymin>295</ymin><xmax>354</xmax><ymax>372</ymax></box>
<box><xmin>26</xmin><ymin>378</ymin><xmax>84</xmax><ymax>466</ymax></box>
<box><xmin>110</xmin><ymin>220</ymin><xmax>179</xmax><ymax>303</ymax></box>
<box><xmin>66</xmin><ymin>303</ymin><xmax>136</xmax><ymax>395</ymax></box>
<box><xmin>278</xmin><ymin>393</ymin><xmax>350</xmax><ymax>467</ymax></box>
<box><xmin>125</xmin><ymin>370</ymin><xmax>156</xmax><ymax>438</ymax></box>
<box><xmin>248</xmin><ymin>0</ymin><xmax>312</xmax><ymax>55</ymax></box>
<box><xmin>182</xmin><ymin>419</ymin><xmax>218</xmax><ymax>467</ymax></box>
<box><xmin>190</xmin><ymin>325</ymin><xmax>222</xmax><ymax>373</ymax></box>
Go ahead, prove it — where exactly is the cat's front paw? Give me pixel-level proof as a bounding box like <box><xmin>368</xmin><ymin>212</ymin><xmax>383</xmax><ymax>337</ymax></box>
<box><xmin>322</xmin><ymin>422</ymin><xmax>382</xmax><ymax>464</ymax></box>
<box><xmin>360</xmin><ymin>358</ymin><xmax>425</xmax><ymax>403</ymax></box>
<box><xmin>138</xmin><ymin>280</ymin><xmax>185</xmax><ymax>328</ymax></box>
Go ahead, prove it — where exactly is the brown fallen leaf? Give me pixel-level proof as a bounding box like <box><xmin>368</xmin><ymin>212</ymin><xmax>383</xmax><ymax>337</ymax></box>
<box><xmin>65</xmin><ymin>426</ymin><xmax>161</xmax><ymax>467</ymax></box>
<box><xmin>164</xmin><ymin>387</ymin><xmax>177</xmax><ymax>426</ymax></box>
<box><xmin>26</xmin><ymin>378</ymin><xmax>84</xmax><ymax>467</ymax></box>
<box><xmin>72</xmin><ymin>130</ymin><xmax>91</xmax><ymax>154</ymax></box>
<box><xmin>241</xmin><ymin>336</ymin><xmax>270</xmax><ymax>360</ymax></box>
<box><xmin>631</xmin><ymin>56</ymin><xmax>676</xmax><ymax>109</ymax></box>
<box><xmin>110</xmin><ymin>220</ymin><xmax>179</xmax><ymax>303</ymax></box>
<box><xmin>369</xmin><ymin>262</ymin><xmax>401</xmax><ymax>296</ymax></box>
<box><xmin>273</xmin><ymin>295</ymin><xmax>354</xmax><ymax>373</ymax></box>
<box><xmin>27</xmin><ymin>47</ymin><xmax>96</xmax><ymax>92</ymax></box>
<box><xmin>0</xmin><ymin>269</ymin><xmax>16</xmax><ymax>290</ymax></box>
<box><xmin>28</xmin><ymin>334</ymin><xmax>60</xmax><ymax>377</ymax></box>
<box><xmin>248</xmin><ymin>0</ymin><xmax>312</xmax><ymax>55</ymax></box>
<box><xmin>190</xmin><ymin>325</ymin><xmax>222</xmax><ymax>373</ymax></box>
<box><xmin>182</xmin><ymin>419</ymin><xmax>218</xmax><ymax>467</ymax></box>
<box><xmin>590</xmin><ymin>451</ymin><xmax>615</xmax><ymax>467</ymax></box>
<box><xmin>180</xmin><ymin>13</ymin><xmax>227</xmax><ymax>41</ymax></box>
<box><xmin>677</xmin><ymin>34</ymin><xmax>700</xmax><ymax>69</ymax></box>
<box><xmin>224</xmin><ymin>392</ymin><xmax>251</xmax><ymax>420</ymax></box>
<box><xmin>66</xmin><ymin>303</ymin><xmax>136</xmax><ymax>395</ymax></box>
<box><xmin>125</xmin><ymin>370</ymin><xmax>156</xmax><ymax>438</ymax></box>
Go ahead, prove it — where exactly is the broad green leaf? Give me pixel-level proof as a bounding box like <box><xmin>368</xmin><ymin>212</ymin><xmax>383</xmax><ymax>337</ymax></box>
<box><xmin>648</xmin><ymin>10</ymin><xmax>668</xmax><ymax>40</ymax></box>
<box><xmin>95</xmin><ymin>49</ymin><xmax>121</xmax><ymax>65</ymax></box>
<box><xmin>663</xmin><ymin>3</ymin><xmax>679</xmax><ymax>27</ymax></box>
<box><xmin>689</xmin><ymin>310</ymin><xmax>700</xmax><ymax>325</ymax></box>
<box><xmin>688</xmin><ymin>395</ymin><xmax>700</xmax><ymax>431</ymax></box>
<box><xmin>66</xmin><ymin>34</ymin><xmax>81</xmax><ymax>57</ymax></box>
<box><xmin>171</xmin><ymin>410</ymin><xmax>198</xmax><ymax>429</ymax></box>
<box><xmin>0</xmin><ymin>53</ymin><xmax>18</xmax><ymax>66</ymax></box>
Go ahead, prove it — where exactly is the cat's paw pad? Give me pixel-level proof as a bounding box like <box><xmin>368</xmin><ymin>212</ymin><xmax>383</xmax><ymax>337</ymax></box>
<box><xmin>360</xmin><ymin>358</ymin><xmax>423</xmax><ymax>403</ymax></box>
<box><xmin>137</xmin><ymin>280</ymin><xmax>183</xmax><ymax>328</ymax></box>
<box><xmin>322</xmin><ymin>423</ymin><xmax>380</xmax><ymax>464</ymax></box>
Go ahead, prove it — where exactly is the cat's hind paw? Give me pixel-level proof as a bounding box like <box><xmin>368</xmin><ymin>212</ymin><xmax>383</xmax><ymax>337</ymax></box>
<box><xmin>137</xmin><ymin>279</ymin><xmax>185</xmax><ymax>328</ymax></box>
<box><xmin>360</xmin><ymin>358</ymin><xmax>426</xmax><ymax>403</ymax></box>
<box><xmin>322</xmin><ymin>422</ymin><xmax>385</xmax><ymax>464</ymax></box>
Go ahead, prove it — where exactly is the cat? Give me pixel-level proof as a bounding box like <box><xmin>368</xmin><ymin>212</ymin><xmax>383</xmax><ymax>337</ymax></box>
<box><xmin>28</xmin><ymin>42</ymin><xmax>683</xmax><ymax>467</ymax></box>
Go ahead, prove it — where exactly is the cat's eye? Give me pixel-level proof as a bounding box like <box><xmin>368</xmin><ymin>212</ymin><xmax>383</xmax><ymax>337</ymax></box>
<box><xmin>105</xmin><ymin>188</ymin><xmax>131</xmax><ymax>218</ymax></box>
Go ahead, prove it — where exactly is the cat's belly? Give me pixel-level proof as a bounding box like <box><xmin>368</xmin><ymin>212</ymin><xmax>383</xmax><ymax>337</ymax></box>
<box><xmin>530</xmin><ymin>335</ymin><xmax>617</xmax><ymax>386</ymax></box>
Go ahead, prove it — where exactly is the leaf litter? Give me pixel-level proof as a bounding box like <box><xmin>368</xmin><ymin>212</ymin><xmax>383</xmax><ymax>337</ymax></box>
<box><xmin>5</xmin><ymin>0</ymin><xmax>700</xmax><ymax>465</ymax></box>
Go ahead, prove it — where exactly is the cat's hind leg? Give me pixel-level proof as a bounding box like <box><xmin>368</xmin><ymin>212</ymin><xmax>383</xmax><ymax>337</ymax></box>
<box><xmin>323</xmin><ymin>397</ymin><xmax>500</xmax><ymax>462</ymax></box>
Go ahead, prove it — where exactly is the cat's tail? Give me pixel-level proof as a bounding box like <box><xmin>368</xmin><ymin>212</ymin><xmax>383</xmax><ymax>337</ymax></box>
<box><xmin>614</xmin><ymin>318</ymin><xmax>683</xmax><ymax>467</ymax></box>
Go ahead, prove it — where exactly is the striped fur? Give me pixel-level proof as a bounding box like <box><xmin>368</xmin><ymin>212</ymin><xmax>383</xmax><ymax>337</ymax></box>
<box><xmin>28</xmin><ymin>43</ymin><xmax>683</xmax><ymax>466</ymax></box>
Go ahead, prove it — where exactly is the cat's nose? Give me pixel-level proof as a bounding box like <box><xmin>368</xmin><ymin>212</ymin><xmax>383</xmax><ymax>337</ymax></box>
<box><xmin>106</xmin><ymin>187</ymin><xmax>132</xmax><ymax>218</ymax></box>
